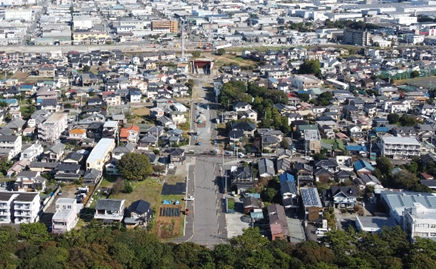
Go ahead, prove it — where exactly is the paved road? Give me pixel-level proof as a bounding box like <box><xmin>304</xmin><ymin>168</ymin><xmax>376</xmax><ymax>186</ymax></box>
<box><xmin>190</xmin><ymin>157</ymin><xmax>227</xmax><ymax>247</ymax></box>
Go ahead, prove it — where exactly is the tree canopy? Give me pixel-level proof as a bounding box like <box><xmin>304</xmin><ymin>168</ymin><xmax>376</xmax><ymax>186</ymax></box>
<box><xmin>118</xmin><ymin>153</ymin><xmax>153</xmax><ymax>181</ymax></box>
<box><xmin>3</xmin><ymin>223</ymin><xmax>436</xmax><ymax>268</ymax></box>
<box><xmin>298</xmin><ymin>59</ymin><xmax>322</xmax><ymax>78</ymax></box>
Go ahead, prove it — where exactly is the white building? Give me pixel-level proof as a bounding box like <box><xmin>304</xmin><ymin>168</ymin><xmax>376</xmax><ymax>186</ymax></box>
<box><xmin>381</xmin><ymin>191</ymin><xmax>436</xmax><ymax>241</ymax></box>
<box><xmin>86</xmin><ymin>138</ymin><xmax>116</xmax><ymax>171</ymax></box>
<box><xmin>378</xmin><ymin>136</ymin><xmax>421</xmax><ymax>159</ymax></box>
<box><xmin>0</xmin><ymin>135</ymin><xmax>22</xmax><ymax>160</ymax></box>
<box><xmin>52</xmin><ymin>198</ymin><xmax>81</xmax><ymax>233</ymax></box>
<box><xmin>20</xmin><ymin>142</ymin><xmax>44</xmax><ymax>161</ymax></box>
<box><xmin>404</xmin><ymin>203</ymin><xmax>436</xmax><ymax>241</ymax></box>
<box><xmin>291</xmin><ymin>75</ymin><xmax>322</xmax><ymax>90</ymax></box>
<box><xmin>0</xmin><ymin>192</ymin><xmax>40</xmax><ymax>224</ymax></box>
<box><xmin>38</xmin><ymin>112</ymin><xmax>68</xmax><ymax>142</ymax></box>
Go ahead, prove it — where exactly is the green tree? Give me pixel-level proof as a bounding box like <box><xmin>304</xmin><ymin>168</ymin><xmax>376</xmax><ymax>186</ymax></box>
<box><xmin>18</xmin><ymin>223</ymin><xmax>50</xmax><ymax>245</ymax></box>
<box><xmin>399</xmin><ymin>114</ymin><xmax>418</xmax><ymax>126</ymax></box>
<box><xmin>0</xmin><ymin>157</ymin><xmax>11</xmax><ymax>175</ymax></box>
<box><xmin>192</xmin><ymin>51</ymin><xmax>201</xmax><ymax>58</ymax></box>
<box><xmin>118</xmin><ymin>153</ymin><xmax>153</xmax><ymax>181</ymax></box>
<box><xmin>411</xmin><ymin>70</ymin><xmax>420</xmax><ymax>78</ymax></box>
<box><xmin>299</xmin><ymin>59</ymin><xmax>322</xmax><ymax>78</ymax></box>
<box><xmin>297</xmin><ymin>93</ymin><xmax>310</xmax><ymax>102</ymax></box>
<box><xmin>124</xmin><ymin>181</ymin><xmax>133</xmax><ymax>193</ymax></box>
<box><xmin>82</xmin><ymin>65</ymin><xmax>90</xmax><ymax>72</ymax></box>
<box><xmin>216</xmin><ymin>48</ymin><xmax>225</xmax><ymax>55</ymax></box>
<box><xmin>376</xmin><ymin>157</ymin><xmax>393</xmax><ymax>179</ymax></box>
<box><xmin>387</xmin><ymin>113</ymin><xmax>400</xmax><ymax>124</ymax></box>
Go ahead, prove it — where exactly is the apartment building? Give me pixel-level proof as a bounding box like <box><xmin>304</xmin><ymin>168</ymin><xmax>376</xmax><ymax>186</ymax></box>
<box><xmin>52</xmin><ymin>198</ymin><xmax>81</xmax><ymax>233</ymax></box>
<box><xmin>86</xmin><ymin>138</ymin><xmax>116</xmax><ymax>171</ymax></box>
<box><xmin>38</xmin><ymin>112</ymin><xmax>68</xmax><ymax>143</ymax></box>
<box><xmin>378</xmin><ymin>136</ymin><xmax>421</xmax><ymax>159</ymax></box>
<box><xmin>0</xmin><ymin>135</ymin><xmax>22</xmax><ymax>160</ymax></box>
<box><xmin>0</xmin><ymin>192</ymin><xmax>40</xmax><ymax>224</ymax></box>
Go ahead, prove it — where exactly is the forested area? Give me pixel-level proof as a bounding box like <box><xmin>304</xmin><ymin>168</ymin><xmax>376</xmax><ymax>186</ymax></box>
<box><xmin>1</xmin><ymin>222</ymin><xmax>436</xmax><ymax>269</ymax></box>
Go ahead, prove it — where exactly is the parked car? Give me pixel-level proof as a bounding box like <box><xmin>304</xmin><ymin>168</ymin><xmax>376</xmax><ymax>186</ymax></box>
<box><xmin>184</xmin><ymin>195</ymin><xmax>195</xmax><ymax>201</ymax></box>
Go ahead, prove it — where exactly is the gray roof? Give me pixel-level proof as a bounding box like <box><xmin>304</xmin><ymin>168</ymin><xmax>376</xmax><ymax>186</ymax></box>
<box><xmin>0</xmin><ymin>135</ymin><xmax>18</xmax><ymax>142</ymax></box>
<box><xmin>382</xmin><ymin>191</ymin><xmax>436</xmax><ymax>217</ymax></box>
<box><xmin>96</xmin><ymin>199</ymin><xmax>124</xmax><ymax>211</ymax></box>
<box><xmin>258</xmin><ymin>158</ymin><xmax>275</xmax><ymax>176</ymax></box>
<box><xmin>15</xmin><ymin>193</ymin><xmax>38</xmax><ymax>202</ymax></box>
<box><xmin>49</xmin><ymin>143</ymin><xmax>66</xmax><ymax>154</ymax></box>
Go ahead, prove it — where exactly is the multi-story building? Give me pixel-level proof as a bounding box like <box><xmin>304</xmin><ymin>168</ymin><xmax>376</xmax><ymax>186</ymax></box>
<box><xmin>343</xmin><ymin>29</ymin><xmax>371</xmax><ymax>46</ymax></box>
<box><xmin>378</xmin><ymin>136</ymin><xmax>421</xmax><ymax>159</ymax></box>
<box><xmin>52</xmin><ymin>198</ymin><xmax>81</xmax><ymax>233</ymax></box>
<box><xmin>38</xmin><ymin>112</ymin><xmax>68</xmax><ymax>143</ymax></box>
<box><xmin>0</xmin><ymin>135</ymin><xmax>22</xmax><ymax>160</ymax></box>
<box><xmin>0</xmin><ymin>193</ymin><xmax>15</xmax><ymax>223</ymax></box>
<box><xmin>151</xmin><ymin>20</ymin><xmax>178</xmax><ymax>33</ymax></box>
<box><xmin>0</xmin><ymin>192</ymin><xmax>40</xmax><ymax>224</ymax></box>
<box><xmin>403</xmin><ymin>203</ymin><xmax>436</xmax><ymax>241</ymax></box>
<box><xmin>382</xmin><ymin>191</ymin><xmax>436</xmax><ymax>241</ymax></box>
<box><xmin>86</xmin><ymin>138</ymin><xmax>116</xmax><ymax>171</ymax></box>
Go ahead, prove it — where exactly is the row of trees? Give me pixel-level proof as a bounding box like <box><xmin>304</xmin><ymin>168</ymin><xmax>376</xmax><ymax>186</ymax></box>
<box><xmin>2</xmin><ymin>223</ymin><xmax>436</xmax><ymax>268</ymax></box>
<box><xmin>387</xmin><ymin>113</ymin><xmax>421</xmax><ymax>126</ymax></box>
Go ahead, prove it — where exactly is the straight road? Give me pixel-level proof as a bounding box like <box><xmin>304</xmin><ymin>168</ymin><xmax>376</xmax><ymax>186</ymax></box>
<box><xmin>190</xmin><ymin>158</ymin><xmax>226</xmax><ymax>247</ymax></box>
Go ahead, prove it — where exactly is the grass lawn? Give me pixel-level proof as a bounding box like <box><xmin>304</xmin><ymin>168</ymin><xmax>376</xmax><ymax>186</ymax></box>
<box><xmin>132</xmin><ymin>107</ymin><xmax>150</xmax><ymax>116</ymax></box>
<box><xmin>111</xmin><ymin>179</ymin><xmax>163</xmax><ymax>210</ymax></box>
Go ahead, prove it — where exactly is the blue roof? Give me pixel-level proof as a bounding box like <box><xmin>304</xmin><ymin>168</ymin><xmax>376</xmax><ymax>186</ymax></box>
<box><xmin>280</xmin><ymin>173</ymin><xmax>295</xmax><ymax>183</ymax></box>
<box><xmin>250</xmin><ymin>211</ymin><xmax>264</xmax><ymax>219</ymax></box>
<box><xmin>0</xmin><ymin>99</ymin><xmax>18</xmax><ymax>104</ymax></box>
<box><xmin>245</xmin><ymin>193</ymin><xmax>261</xmax><ymax>199</ymax></box>
<box><xmin>374</xmin><ymin>126</ymin><xmax>389</xmax><ymax>132</ymax></box>
<box><xmin>346</xmin><ymin>145</ymin><xmax>368</xmax><ymax>152</ymax></box>
<box><xmin>354</xmin><ymin>160</ymin><xmax>374</xmax><ymax>172</ymax></box>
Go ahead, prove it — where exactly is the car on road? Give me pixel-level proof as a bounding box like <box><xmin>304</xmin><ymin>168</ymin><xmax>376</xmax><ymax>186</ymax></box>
<box><xmin>185</xmin><ymin>208</ymin><xmax>190</xmax><ymax>215</ymax></box>
<box><xmin>238</xmin><ymin>152</ymin><xmax>245</xmax><ymax>158</ymax></box>
<box><xmin>196</xmin><ymin>141</ymin><xmax>201</xmax><ymax>145</ymax></box>
<box><xmin>224</xmin><ymin>150</ymin><xmax>234</xmax><ymax>156</ymax></box>
<box><xmin>184</xmin><ymin>195</ymin><xmax>195</xmax><ymax>201</ymax></box>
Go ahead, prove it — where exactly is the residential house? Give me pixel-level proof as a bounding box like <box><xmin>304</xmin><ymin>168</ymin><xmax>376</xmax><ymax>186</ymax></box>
<box><xmin>20</xmin><ymin>142</ymin><xmax>43</xmax><ymax>162</ymax></box>
<box><xmin>69</xmin><ymin>128</ymin><xmax>87</xmax><ymax>140</ymax></box>
<box><xmin>120</xmin><ymin>125</ymin><xmax>140</xmax><ymax>143</ymax></box>
<box><xmin>43</xmin><ymin>143</ymin><xmax>66</xmax><ymax>162</ymax></box>
<box><xmin>124</xmin><ymin>200</ymin><xmax>152</xmax><ymax>228</ymax></box>
<box><xmin>258</xmin><ymin>158</ymin><xmax>275</xmax><ymax>178</ymax></box>
<box><xmin>242</xmin><ymin>196</ymin><xmax>262</xmax><ymax>214</ymax></box>
<box><xmin>54</xmin><ymin>163</ymin><xmax>82</xmax><ymax>182</ymax></box>
<box><xmin>354</xmin><ymin>160</ymin><xmax>375</xmax><ymax>174</ymax></box>
<box><xmin>14</xmin><ymin>171</ymin><xmax>46</xmax><ymax>192</ymax></box>
<box><xmin>52</xmin><ymin>198</ymin><xmax>81</xmax><ymax>233</ymax></box>
<box><xmin>324</xmin><ymin>186</ymin><xmax>358</xmax><ymax>208</ymax></box>
<box><xmin>294</xmin><ymin>163</ymin><xmax>314</xmax><ymax>185</ymax></box>
<box><xmin>267</xmin><ymin>204</ymin><xmax>289</xmax><ymax>241</ymax></box>
<box><xmin>301</xmin><ymin>187</ymin><xmax>323</xmax><ymax>222</ymax></box>
<box><xmin>280</xmin><ymin>173</ymin><xmax>298</xmax><ymax>209</ymax></box>
<box><xmin>94</xmin><ymin>199</ymin><xmax>125</xmax><ymax>222</ymax></box>
<box><xmin>229</xmin><ymin>165</ymin><xmax>255</xmax><ymax>193</ymax></box>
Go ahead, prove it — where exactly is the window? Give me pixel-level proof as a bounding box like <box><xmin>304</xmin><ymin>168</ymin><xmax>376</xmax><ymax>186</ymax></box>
<box><xmin>431</xmin><ymin>224</ymin><xmax>436</xmax><ymax>229</ymax></box>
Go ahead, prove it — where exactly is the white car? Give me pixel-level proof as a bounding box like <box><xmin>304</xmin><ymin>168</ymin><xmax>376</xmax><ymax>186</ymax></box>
<box><xmin>184</xmin><ymin>195</ymin><xmax>195</xmax><ymax>201</ymax></box>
